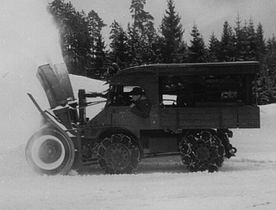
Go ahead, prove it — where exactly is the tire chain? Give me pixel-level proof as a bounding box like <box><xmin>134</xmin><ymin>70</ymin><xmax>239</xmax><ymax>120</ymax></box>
<box><xmin>96</xmin><ymin>134</ymin><xmax>140</xmax><ymax>174</ymax></box>
<box><xmin>179</xmin><ymin>130</ymin><xmax>225</xmax><ymax>172</ymax></box>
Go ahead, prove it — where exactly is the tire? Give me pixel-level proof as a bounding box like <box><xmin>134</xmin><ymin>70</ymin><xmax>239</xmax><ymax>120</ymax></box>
<box><xmin>179</xmin><ymin>130</ymin><xmax>225</xmax><ymax>172</ymax></box>
<box><xmin>96</xmin><ymin>133</ymin><xmax>140</xmax><ymax>174</ymax></box>
<box><xmin>25</xmin><ymin>127</ymin><xmax>75</xmax><ymax>175</ymax></box>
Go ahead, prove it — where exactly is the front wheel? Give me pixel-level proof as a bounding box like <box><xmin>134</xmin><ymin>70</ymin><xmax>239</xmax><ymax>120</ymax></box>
<box><xmin>96</xmin><ymin>133</ymin><xmax>140</xmax><ymax>174</ymax></box>
<box><xmin>25</xmin><ymin>127</ymin><xmax>75</xmax><ymax>175</ymax></box>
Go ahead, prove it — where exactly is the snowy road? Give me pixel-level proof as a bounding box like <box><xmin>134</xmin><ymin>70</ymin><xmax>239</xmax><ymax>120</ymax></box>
<box><xmin>0</xmin><ymin>139</ymin><xmax>276</xmax><ymax>209</ymax></box>
<box><xmin>1</xmin><ymin>76</ymin><xmax>276</xmax><ymax>209</ymax></box>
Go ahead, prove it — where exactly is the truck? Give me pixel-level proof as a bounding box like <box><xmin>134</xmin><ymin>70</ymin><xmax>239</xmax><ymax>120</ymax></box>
<box><xmin>25</xmin><ymin>61</ymin><xmax>260</xmax><ymax>175</ymax></box>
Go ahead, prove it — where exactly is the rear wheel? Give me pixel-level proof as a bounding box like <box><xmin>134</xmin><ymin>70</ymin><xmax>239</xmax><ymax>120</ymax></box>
<box><xmin>96</xmin><ymin>134</ymin><xmax>140</xmax><ymax>174</ymax></box>
<box><xmin>25</xmin><ymin>127</ymin><xmax>75</xmax><ymax>175</ymax></box>
<box><xmin>179</xmin><ymin>130</ymin><xmax>225</xmax><ymax>172</ymax></box>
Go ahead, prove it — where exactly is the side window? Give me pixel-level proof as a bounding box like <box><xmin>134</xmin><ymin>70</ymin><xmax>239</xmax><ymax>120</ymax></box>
<box><xmin>109</xmin><ymin>85</ymin><xmax>144</xmax><ymax>106</ymax></box>
<box><xmin>199</xmin><ymin>75</ymin><xmax>243</xmax><ymax>104</ymax></box>
<box><xmin>159</xmin><ymin>75</ymin><xmax>244</xmax><ymax>107</ymax></box>
<box><xmin>162</xmin><ymin>94</ymin><xmax>177</xmax><ymax>106</ymax></box>
<box><xmin>159</xmin><ymin>76</ymin><xmax>181</xmax><ymax>107</ymax></box>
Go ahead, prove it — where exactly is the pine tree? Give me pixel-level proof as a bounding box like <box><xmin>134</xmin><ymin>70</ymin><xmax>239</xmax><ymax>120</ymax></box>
<box><xmin>220</xmin><ymin>21</ymin><xmax>235</xmax><ymax>61</ymax></box>
<box><xmin>234</xmin><ymin>15</ymin><xmax>247</xmax><ymax>61</ymax></box>
<box><xmin>109</xmin><ymin>20</ymin><xmax>131</xmax><ymax>68</ymax></box>
<box><xmin>160</xmin><ymin>0</ymin><xmax>184</xmax><ymax>63</ymax></box>
<box><xmin>130</xmin><ymin>0</ymin><xmax>154</xmax><ymax>35</ymax></box>
<box><xmin>127</xmin><ymin>24</ymin><xmax>143</xmax><ymax>66</ymax></box>
<box><xmin>246</xmin><ymin>18</ymin><xmax>257</xmax><ymax>60</ymax></box>
<box><xmin>254</xmin><ymin>23</ymin><xmax>267</xmax><ymax>104</ymax></box>
<box><xmin>266</xmin><ymin>36</ymin><xmax>276</xmax><ymax>54</ymax></box>
<box><xmin>256</xmin><ymin>23</ymin><xmax>266</xmax><ymax>61</ymax></box>
<box><xmin>208</xmin><ymin>33</ymin><xmax>220</xmax><ymax>62</ymax></box>
<box><xmin>256</xmin><ymin>36</ymin><xmax>276</xmax><ymax>104</ymax></box>
<box><xmin>234</xmin><ymin>17</ymin><xmax>259</xmax><ymax>61</ymax></box>
<box><xmin>87</xmin><ymin>10</ymin><xmax>107</xmax><ymax>77</ymax></box>
<box><xmin>188</xmin><ymin>24</ymin><xmax>207</xmax><ymax>63</ymax></box>
<box><xmin>265</xmin><ymin>36</ymin><xmax>276</xmax><ymax>79</ymax></box>
<box><xmin>129</xmin><ymin>0</ymin><xmax>157</xmax><ymax>64</ymax></box>
<box><xmin>87</xmin><ymin>10</ymin><xmax>106</xmax><ymax>38</ymax></box>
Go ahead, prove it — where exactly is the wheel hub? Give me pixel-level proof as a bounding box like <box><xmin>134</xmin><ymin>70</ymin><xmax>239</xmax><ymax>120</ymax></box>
<box><xmin>39</xmin><ymin>139</ymin><xmax>62</xmax><ymax>164</ymax></box>
<box><xmin>105</xmin><ymin>143</ymin><xmax>130</xmax><ymax>169</ymax></box>
<box><xmin>179</xmin><ymin>130</ymin><xmax>225</xmax><ymax>172</ymax></box>
<box><xmin>196</xmin><ymin>145</ymin><xmax>210</xmax><ymax>161</ymax></box>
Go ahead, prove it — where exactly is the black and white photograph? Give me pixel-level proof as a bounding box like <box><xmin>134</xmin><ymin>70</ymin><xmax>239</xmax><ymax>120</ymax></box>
<box><xmin>0</xmin><ymin>0</ymin><xmax>276</xmax><ymax>209</ymax></box>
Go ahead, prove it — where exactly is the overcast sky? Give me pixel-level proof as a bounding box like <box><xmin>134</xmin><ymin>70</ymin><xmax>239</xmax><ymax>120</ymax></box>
<box><xmin>68</xmin><ymin>0</ymin><xmax>276</xmax><ymax>43</ymax></box>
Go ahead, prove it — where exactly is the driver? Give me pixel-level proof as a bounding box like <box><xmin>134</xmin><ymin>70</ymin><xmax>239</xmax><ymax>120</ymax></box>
<box><xmin>129</xmin><ymin>87</ymin><xmax>151</xmax><ymax>118</ymax></box>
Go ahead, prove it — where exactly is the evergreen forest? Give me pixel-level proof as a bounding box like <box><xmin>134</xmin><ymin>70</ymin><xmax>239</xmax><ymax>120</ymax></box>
<box><xmin>48</xmin><ymin>0</ymin><xmax>276</xmax><ymax>105</ymax></box>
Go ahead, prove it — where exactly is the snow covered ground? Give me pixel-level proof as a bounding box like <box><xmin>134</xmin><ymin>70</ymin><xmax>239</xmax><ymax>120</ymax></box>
<box><xmin>1</xmin><ymin>1</ymin><xmax>276</xmax><ymax>209</ymax></box>
<box><xmin>0</xmin><ymin>74</ymin><xmax>276</xmax><ymax>210</ymax></box>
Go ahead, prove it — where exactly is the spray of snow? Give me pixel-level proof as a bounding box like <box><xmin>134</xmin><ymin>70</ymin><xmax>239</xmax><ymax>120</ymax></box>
<box><xmin>0</xmin><ymin>0</ymin><xmax>63</xmax><ymax>149</ymax></box>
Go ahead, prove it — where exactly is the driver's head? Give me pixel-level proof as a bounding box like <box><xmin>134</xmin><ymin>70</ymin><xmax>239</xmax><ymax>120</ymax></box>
<box><xmin>130</xmin><ymin>87</ymin><xmax>144</xmax><ymax>101</ymax></box>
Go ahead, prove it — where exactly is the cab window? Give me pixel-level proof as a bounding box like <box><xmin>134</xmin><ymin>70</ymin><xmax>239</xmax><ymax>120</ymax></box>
<box><xmin>159</xmin><ymin>75</ymin><xmax>247</xmax><ymax>107</ymax></box>
<box><xmin>109</xmin><ymin>85</ymin><xmax>144</xmax><ymax>106</ymax></box>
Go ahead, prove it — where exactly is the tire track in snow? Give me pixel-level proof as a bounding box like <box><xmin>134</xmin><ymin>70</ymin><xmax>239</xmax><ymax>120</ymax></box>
<box><xmin>1</xmin><ymin>146</ymin><xmax>276</xmax><ymax>177</ymax></box>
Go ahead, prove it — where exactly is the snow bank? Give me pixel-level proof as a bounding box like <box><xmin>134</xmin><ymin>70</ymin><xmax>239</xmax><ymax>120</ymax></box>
<box><xmin>233</xmin><ymin>104</ymin><xmax>276</xmax><ymax>162</ymax></box>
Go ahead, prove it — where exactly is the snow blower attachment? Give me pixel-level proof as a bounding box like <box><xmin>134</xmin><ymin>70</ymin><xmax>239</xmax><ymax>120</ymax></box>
<box><xmin>26</xmin><ymin>61</ymin><xmax>260</xmax><ymax>175</ymax></box>
<box><xmin>25</xmin><ymin>64</ymin><xmax>107</xmax><ymax>175</ymax></box>
<box><xmin>25</xmin><ymin>64</ymin><xmax>77</xmax><ymax>175</ymax></box>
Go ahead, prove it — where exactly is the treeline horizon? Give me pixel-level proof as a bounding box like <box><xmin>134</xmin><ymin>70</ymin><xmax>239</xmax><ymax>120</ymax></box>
<box><xmin>49</xmin><ymin>0</ymin><xmax>276</xmax><ymax>104</ymax></box>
